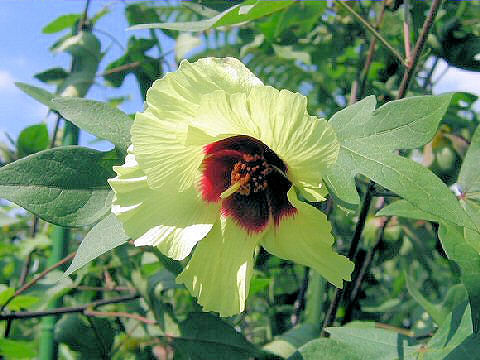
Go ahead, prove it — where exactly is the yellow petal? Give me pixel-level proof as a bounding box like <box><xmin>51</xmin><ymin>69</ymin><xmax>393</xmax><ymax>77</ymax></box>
<box><xmin>187</xmin><ymin>86</ymin><xmax>339</xmax><ymax>194</ymax></box>
<box><xmin>131</xmin><ymin>58</ymin><xmax>262</xmax><ymax>191</ymax></box>
<box><xmin>262</xmin><ymin>189</ymin><xmax>353</xmax><ymax>288</ymax></box>
<box><xmin>176</xmin><ymin>216</ymin><xmax>262</xmax><ymax>317</ymax></box>
<box><xmin>108</xmin><ymin>149</ymin><xmax>218</xmax><ymax>260</ymax></box>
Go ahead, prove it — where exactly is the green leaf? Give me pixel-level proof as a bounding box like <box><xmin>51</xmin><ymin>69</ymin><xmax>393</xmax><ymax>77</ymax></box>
<box><xmin>91</xmin><ymin>6</ymin><xmax>110</xmax><ymax>24</ymax></box>
<box><xmin>0</xmin><ymin>339</ymin><xmax>36</xmax><ymax>359</ymax></box>
<box><xmin>331</xmin><ymin>95</ymin><xmax>452</xmax><ymax>149</ymax></box>
<box><xmin>289</xmin><ymin>338</ymin><xmax>368</xmax><ymax>360</ymax></box>
<box><xmin>7</xmin><ymin>295</ymin><xmax>39</xmax><ymax>311</ymax></box>
<box><xmin>248</xmin><ymin>277</ymin><xmax>270</xmax><ymax>296</ymax></box>
<box><xmin>326</xmin><ymin>94</ymin><xmax>475</xmax><ymax>231</ymax></box>
<box><xmin>34</xmin><ymin>67</ymin><xmax>69</xmax><ymax>84</ymax></box>
<box><xmin>65</xmin><ymin>214</ymin><xmax>129</xmax><ymax>276</ymax></box>
<box><xmin>273</xmin><ymin>44</ymin><xmax>311</xmax><ymax>65</ymax></box>
<box><xmin>15</xmin><ymin>82</ymin><xmax>54</xmax><ymax>108</ymax></box>
<box><xmin>0</xmin><ymin>288</ymin><xmax>14</xmax><ymax>305</ymax></box>
<box><xmin>0</xmin><ymin>146</ymin><xmax>119</xmax><ymax>227</ymax></box>
<box><xmin>438</xmin><ymin>224</ymin><xmax>480</xmax><ymax>333</ymax></box>
<box><xmin>103</xmin><ymin>36</ymin><xmax>160</xmax><ymax>98</ymax></box>
<box><xmin>129</xmin><ymin>0</ymin><xmax>295</xmax><ymax>31</ymax></box>
<box><xmin>52</xmin><ymin>97</ymin><xmax>133</xmax><ymax>151</ymax></box>
<box><xmin>378</xmin><ymin>200</ymin><xmax>480</xmax><ymax>333</ymax></box>
<box><xmin>42</xmin><ymin>14</ymin><xmax>80</xmax><ymax>34</ymax></box>
<box><xmin>422</xmin><ymin>303</ymin><xmax>480</xmax><ymax>359</ymax></box>
<box><xmin>171</xmin><ymin>312</ymin><xmax>260</xmax><ymax>360</ymax></box>
<box><xmin>55</xmin><ymin>314</ymin><xmax>114</xmax><ymax>359</ymax></box>
<box><xmin>16</xmin><ymin>124</ymin><xmax>49</xmax><ymax>158</ymax></box>
<box><xmin>325</xmin><ymin>326</ymin><xmax>420</xmax><ymax>359</ymax></box>
<box><xmin>377</xmin><ymin>199</ymin><xmax>438</xmax><ymax>222</ymax></box>
<box><xmin>457</xmin><ymin>126</ymin><xmax>480</xmax><ymax>192</ymax></box>
<box><xmin>406</xmin><ymin>278</ymin><xmax>468</xmax><ymax>328</ymax></box>
<box><xmin>406</xmin><ymin>273</ymin><xmax>449</xmax><ymax>326</ymax></box>
<box><xmin>263</xmin><ymin>323</ymin><xmax>320</xmax><ymax>358</ymax></box>
<box><xmin>55</xmin><ymin>32</ymin><xmax>102</xmax><ymax>98</ymax></box>
<box><xmin>458</xmin><ymin>126</ymin><xmax>480</xmax><ymax>229</ymax></box>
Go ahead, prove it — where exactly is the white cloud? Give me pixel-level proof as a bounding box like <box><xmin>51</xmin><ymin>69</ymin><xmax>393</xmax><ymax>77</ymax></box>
<box><xmin>433</xmin><ymin>60</ymin><xmax>480</xmax><ymax>96</ymax></box>
<box><xmin>0</xmin><ymin>70</ymin><xmax>16</xmax><ymax>92</ymax></box>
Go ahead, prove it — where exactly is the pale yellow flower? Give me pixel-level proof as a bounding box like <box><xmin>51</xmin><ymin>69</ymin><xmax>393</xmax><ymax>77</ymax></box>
<box><xmin>108</xmin><ymin>58</ymin><xmax>353</xmax><ymax>316</ymax></box>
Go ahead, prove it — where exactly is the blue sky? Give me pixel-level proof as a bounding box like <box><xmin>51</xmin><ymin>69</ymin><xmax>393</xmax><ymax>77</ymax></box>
<box><xmin>0</xmin><ymin>0</ymin><xmax>171</xmax><ymax>149</ymax></box>
<box><xmin>0</xmin><ymin>0</ymin><xmax>479</xmax><ymax>151</ymax></box>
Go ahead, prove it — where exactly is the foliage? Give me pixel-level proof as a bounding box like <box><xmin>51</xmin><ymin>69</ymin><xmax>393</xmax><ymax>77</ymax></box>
<box><xmin>1</xmin><ymin>0</ymin><xmax>480</xmax><ymax>359</ymax></box>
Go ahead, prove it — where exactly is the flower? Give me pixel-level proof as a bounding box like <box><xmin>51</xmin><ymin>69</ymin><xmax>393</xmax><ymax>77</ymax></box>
<box><xmin>108</xmin><ymin>57</ymin><xmax>354</xmax><ymax>317</ymax></box>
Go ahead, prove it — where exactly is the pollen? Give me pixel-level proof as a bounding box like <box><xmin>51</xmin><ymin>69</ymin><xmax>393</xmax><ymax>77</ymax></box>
<box><xmin>230</xmin><ymin>154</ymin><xmax>273</xmax><ymax>196</ymax></box>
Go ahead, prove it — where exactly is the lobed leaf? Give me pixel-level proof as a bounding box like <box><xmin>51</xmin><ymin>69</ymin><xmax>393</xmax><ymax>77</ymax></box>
<box><xmin>325</xmin><ymin>94</ymin><xmax>476</xmax><ymax>232</ymax></box>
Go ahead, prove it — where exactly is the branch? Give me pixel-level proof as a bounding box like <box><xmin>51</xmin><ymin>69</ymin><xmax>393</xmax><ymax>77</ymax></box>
<box><xmin>0</xmin><ymin>252</ymin><xmax>76</xmax><ymax>312</ymax></box>
<box><xmin>422</xmin><ymin>56</ymin><xmax>439</xmax><ymax>91</ymax></box>
<box><xmin>0</xmin><ymin>294</ymin><xmax>140</xmax><ymax>321</ymax></box>
<box><xmin>335</xmin><ymin>1</ymin><xmax>408</xmax><ymax>68</ymax></box>
<box><xmin>403</xmin><ymin>0</ymin><xmax>413</xmax><ymax>65</ymax></box>
<box><xmin>358</xmin><ymin>2</ymin><xmax>386</xmax><ymax>100</ymax></box>
<box><xmin>342</xmin><ymin>217</ymin><xmax>389</xmax><ymax>324</ymax></box>
<box><xmin>84</xmin><ymin>310</ymin><xmax>155</xmax><ymax>325</ymax></box>
<box><xmin>291</xmin><ymin>267</ymin><xmax>310</xmax><ymax>326</ymax></box>
<box><xmin>321</xmin><ymin>182</ymin><xmax>375</xmax><ymax>333</ymax></box>
<box><xmin>323</xmin><ymin>0</ymin><xmax>443</xmax><ymax>332</ymax></box>
<box><xmin>75</xmin><ymin>286</ymin><xmax>136</xmax><ymax>292</ymax></box>
<box><xmin>397</xmin><ymin>0</ymin><xmax>443</xmax><ymax>99</ymax></box>
<box><xmin>98</xmin><ymin>62</ymin><xmax>141</xmax><ymax>77</ymax></box>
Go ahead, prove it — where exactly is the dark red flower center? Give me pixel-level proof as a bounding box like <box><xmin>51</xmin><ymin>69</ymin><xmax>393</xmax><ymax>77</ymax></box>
<box><xmin>201</xmin><ymin>135</ymin><xmax>297</xmax><ymax>233</ymax></box>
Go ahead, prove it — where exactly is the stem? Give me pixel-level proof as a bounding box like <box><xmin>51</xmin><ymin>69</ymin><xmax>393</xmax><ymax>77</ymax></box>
<box><xmin>18</xmin><ymin>250</ymin><xmax>34</xmax><ymax>288</ymax></box>
<box><xmin>84</xmin><ymin>310</ymin><xmax>156</xmax><ymax>325</ymax></box>
<box><xmin>342</xmin><ymin>217</ymin><xmax>389</xmax><ymax>324</ymax></box>
<box><xmin>358</xmin><ymin>2</ymin><xmax>386</xmax><ymax>100</ymax></box>
<box><xmin>321</xmin><ymin>182</ymin><xmax>375</xmax><ymax>332</ymax></box>
<box><xmin>335</xmin><ymin>1</ymin><xmax>408</xmax><ymax>68</ymax></box>
<box><xmin>323</xmin><ymin>0</ymin><xmax>443</xmax><ymax>333</ymax></box>
<box><xmin>422</xmin><ymin>56</ymin><xmax>439</xmax><ymax>92</ymax></box>
<box><xmin>349</xmin><ymin>182</ymin><xmax>375</xmax><ymax>260</ymax></box>
<box><xmin>291</xmin><ymin>267</ymin><xmax>310</xmax><ymax>326</ymax></box>
<box><xmin>321</xmin><ymin>288</ymin><xmax>343</xmax><ymax>335</ymax></box>
<box><xmin>397</xmin><ymin>0</ymin><xmax>443</xmax><ymax>99</ymax></box>
<box><xmin>0</xmin><ymin>294</ymin><xmax>140</xmax><ymax>321</ymax></box>
<box><xmin>75</xmin><ymin>286</ymin><xmax>135</xmax><ymax>292</ymax></box>
<box><xmin>98</xmin><ymin>62</ymin><xmax>141</xmax><ymax>77</ymax></box>
<box><xmin>403</xmin><ymin>0</ymin><xmax>412</xmax><ymax>65</ymax></box>
<box><xmin>0</xmin><ymin>252</ymin><xmax>76</xmax><ymax>312</ymax></box>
